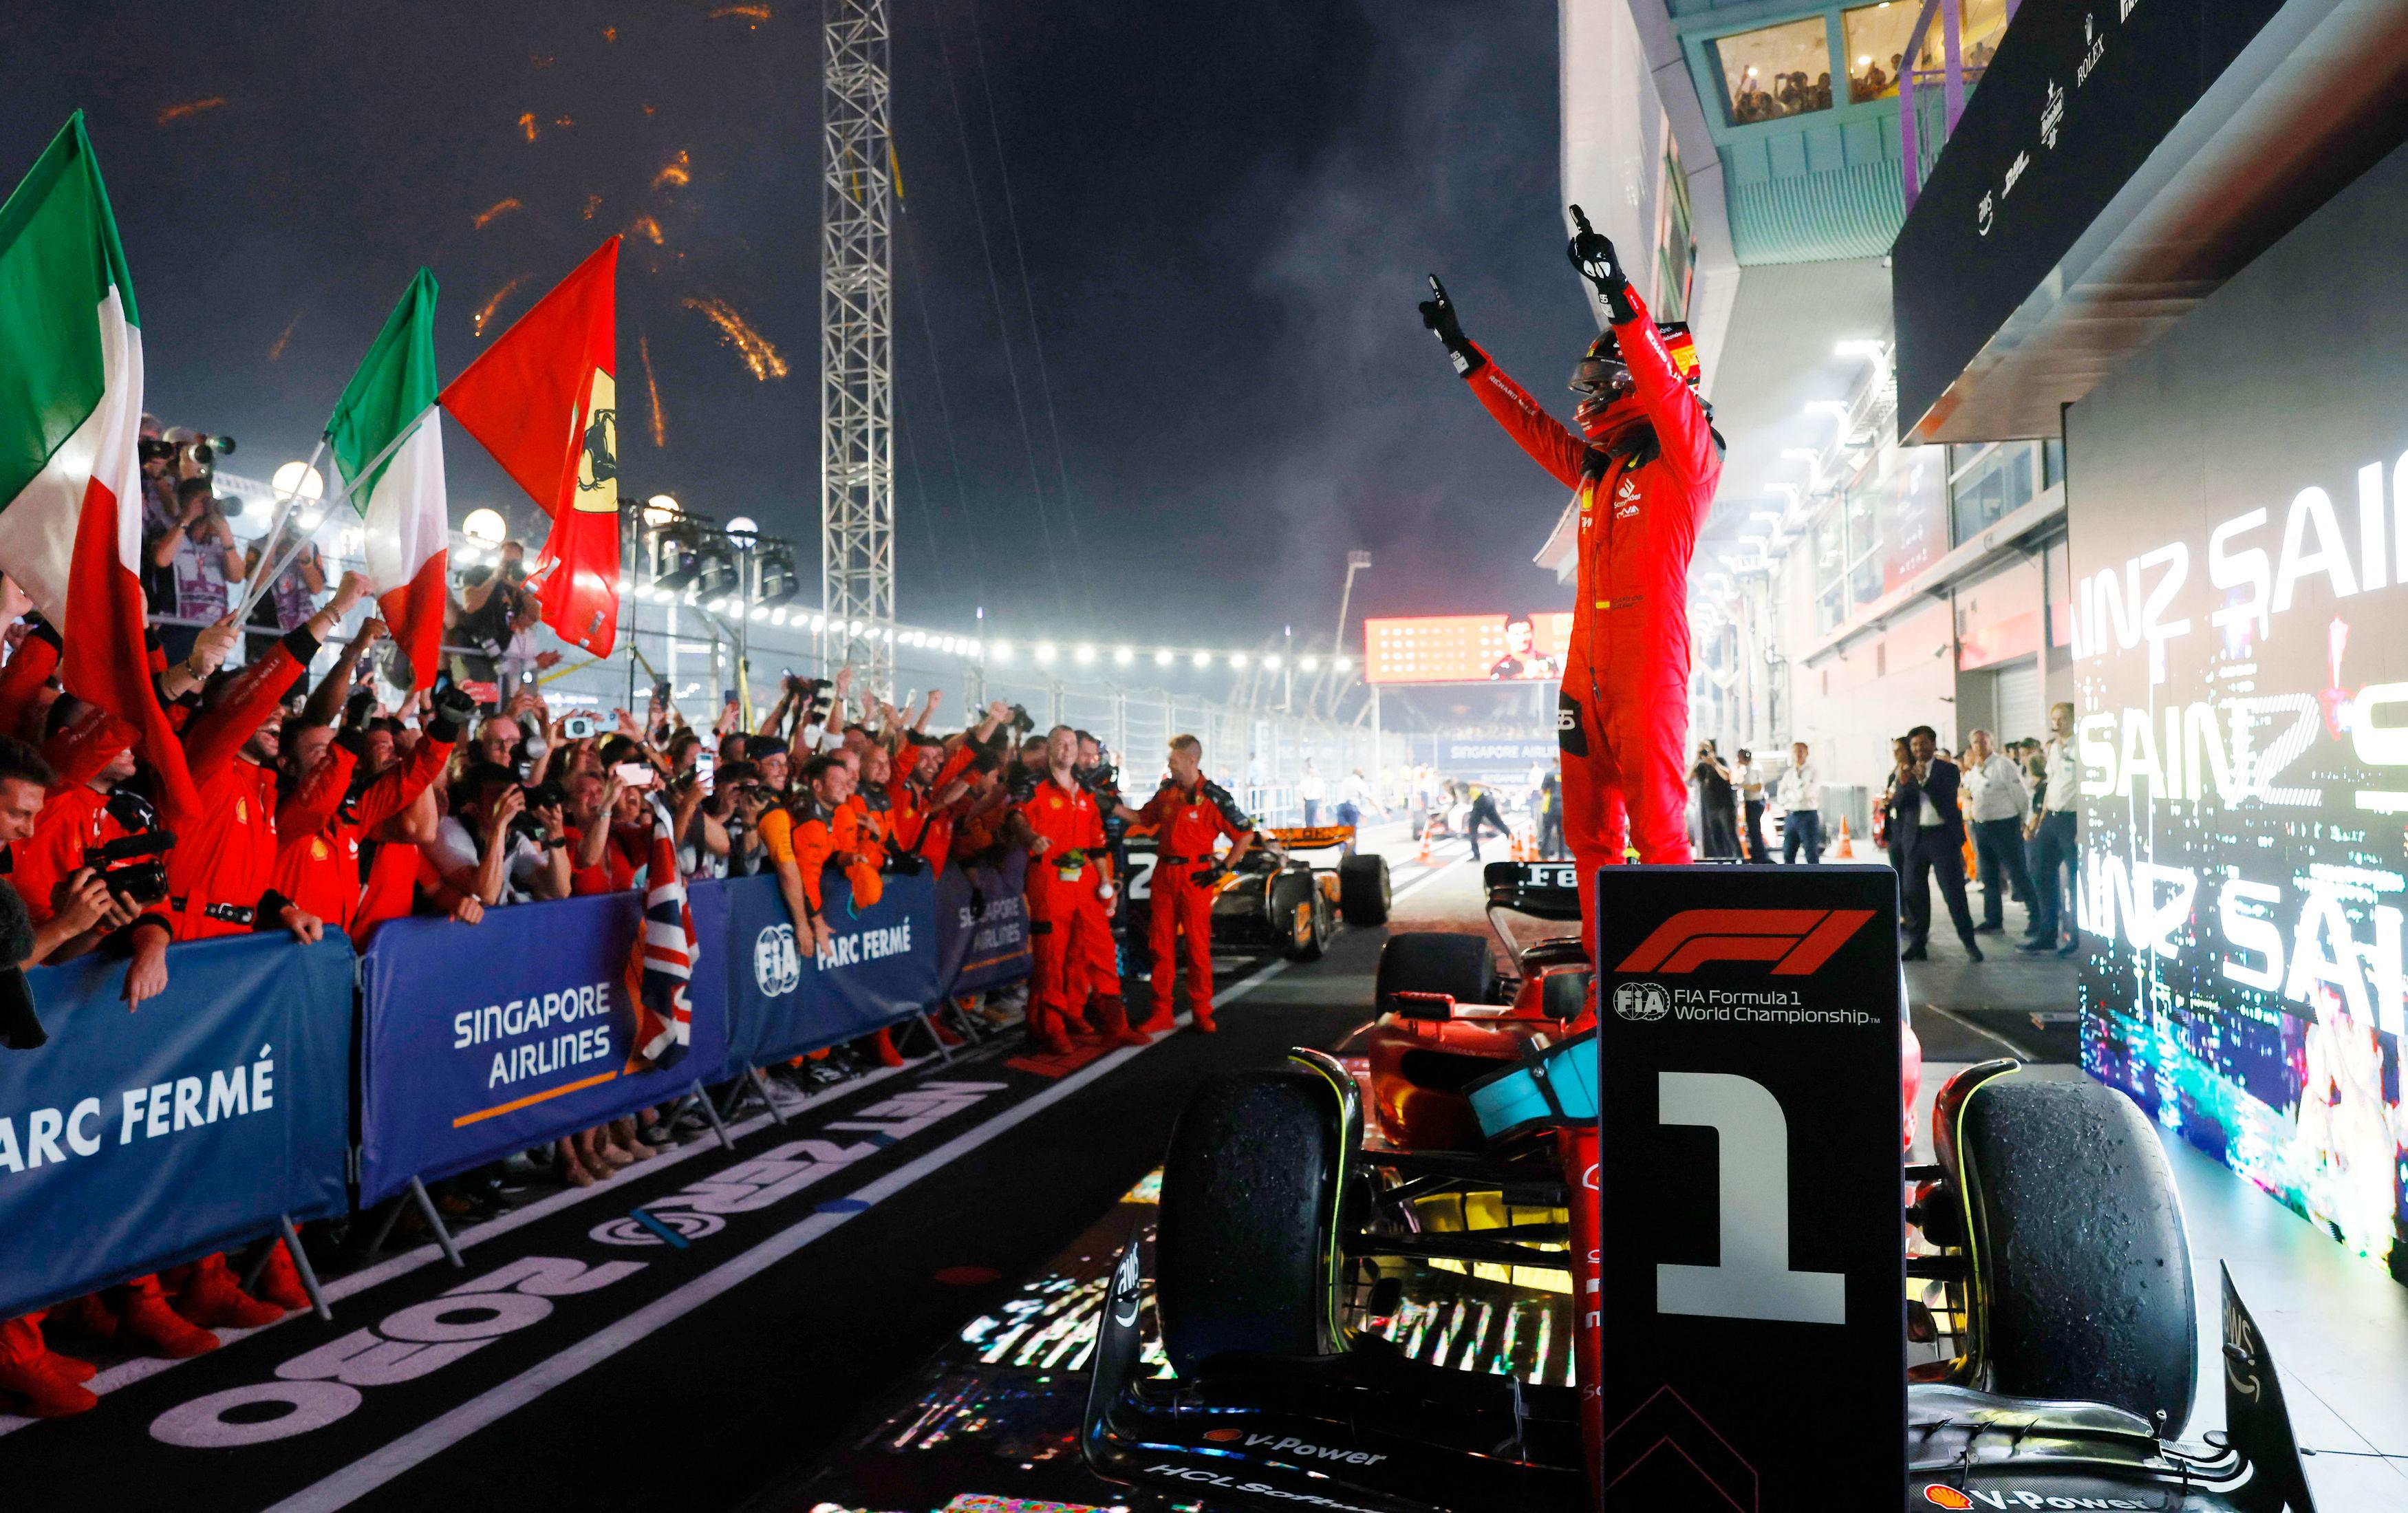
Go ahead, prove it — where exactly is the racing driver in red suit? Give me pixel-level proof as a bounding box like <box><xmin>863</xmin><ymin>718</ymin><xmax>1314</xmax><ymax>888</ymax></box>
<box><xmin>1421</xmin><ymin>208</ymin><xmax>1721</xmax><ymax>937</ymax></box>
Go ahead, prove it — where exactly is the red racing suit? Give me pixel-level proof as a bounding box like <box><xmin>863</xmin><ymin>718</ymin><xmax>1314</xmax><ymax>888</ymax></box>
<box><xmin>1016</xmin><ymin>774</ymin><xmax>1121</xmax><ymax>1037</ymax></box>
<box><xmin>1133</xmin><ymin>776</ymin><xmax>1251</xmax><ymax>1028</ymax></box>
<box><xmin>162</xmin><ymin>630</ymin><xmax>319</xmax><ymax>940</ymax></box>
<box><xmin>1461</xmin><ymin>286</ymin><xmax>1720</xmax><ymax>934</ymax></box>
<box><xmin>270</xmin><ymin>735</ymin><xmax>453</xmax><ymax>936</ymax></box>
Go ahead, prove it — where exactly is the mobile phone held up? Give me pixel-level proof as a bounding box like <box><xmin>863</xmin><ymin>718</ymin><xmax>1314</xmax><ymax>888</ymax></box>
<box><xmin>614</xmin><ymin>762</ymin><xmax>656</xmax><ymax>790</ymax></box>
<box><xmin>561</xmin><ymin>713</ymin><xmax>597</xmax><ymax>740</ymax></box>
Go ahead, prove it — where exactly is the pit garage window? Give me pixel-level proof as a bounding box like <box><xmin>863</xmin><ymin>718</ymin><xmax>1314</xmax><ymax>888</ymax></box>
<box><xmin>1948</xmin><ymin>440</ymin><xmax>2041</xmax><ymax>544</ymax></box>
<box><xmin>1712</xmin><ymin>17</ymin><xmax>1835</xmax><ymax>126</ymax></box>
<box><xmin>1842</xmin><ymin>0</ymin><xmax>2012</xmax><ymax>103</ymax></box>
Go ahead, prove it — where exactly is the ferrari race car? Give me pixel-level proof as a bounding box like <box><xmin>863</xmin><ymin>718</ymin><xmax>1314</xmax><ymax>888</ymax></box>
<box><xmin>1121</xmin><ymin>825</ymin><xmax>1392</xmax><ymax>962</ymax></box>
<box><xmin>1083</xmin><ymin>863</ymin><xmax>2319</xmax><ymax>1512</ymax></box>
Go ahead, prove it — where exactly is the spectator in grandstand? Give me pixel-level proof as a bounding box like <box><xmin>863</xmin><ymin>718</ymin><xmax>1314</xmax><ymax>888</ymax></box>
<box><xmin>1733</xmin><ymin>748</ymin><xmax>1768</xmax><ymax>861</ymax></box>
<box><xmin>1895</xmin><ymin>725</ymin><xmax>1982</xmax><ymax>963</ymax></box>
<box><xmin>142</xmin><ymin>477</ymin><xmax>243</xmax><ymax>663</ymax></box>
<box><xmin>1961</xmin><ymin>728</ymin><xmax>2036</xmax><ymax>934</ymax></box>
<box><xmin>1775</xmin><ymin>740</ymin><xmax>1823</xmax><ymax>863</ymax></box>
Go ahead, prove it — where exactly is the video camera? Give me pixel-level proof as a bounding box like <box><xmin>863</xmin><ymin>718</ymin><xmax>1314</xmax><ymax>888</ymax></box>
<box><xmin>83</xmin><ymin>830</ymin><xmax>175</xmax><ymax>906</ymax></box>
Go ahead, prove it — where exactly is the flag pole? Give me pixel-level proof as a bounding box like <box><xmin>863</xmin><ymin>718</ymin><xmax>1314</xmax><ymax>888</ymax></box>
<box><xmin>236</xmin><ymin>403</ymin><xmax>435</xmax><ymax>621</ymax></box>
<box><xmin>232</xmin><ymin>435</ymin><xmax>328</xmax><ymax>620</ymax></box>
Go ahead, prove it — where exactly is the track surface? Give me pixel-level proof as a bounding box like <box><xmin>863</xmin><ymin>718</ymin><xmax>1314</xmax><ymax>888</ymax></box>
<box><xmin>2</xmin><ymin>838</ymin><xmax>1470</xmax><ymax>1513</ymax></box>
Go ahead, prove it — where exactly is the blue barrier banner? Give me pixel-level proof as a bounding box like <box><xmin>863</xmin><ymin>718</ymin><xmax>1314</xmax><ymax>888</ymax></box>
<box><xmin>357</xmin><ymin>892</ymin><xmax>729</xmax><ymax>1207</ymax></box>
<box><xmin>937</xmin><ymin>852</ymin><xmax>1032</xmax><ymax>996</ymax></box>
<box><xmin>0</xmin><ymin>934</ymin><xmax>353</xmax><ymax>1321</ymax></box>
<box><xmin>714</xmin><ymin>868</ymin><xmax>938</xmax><ymax>1072</ymax></box>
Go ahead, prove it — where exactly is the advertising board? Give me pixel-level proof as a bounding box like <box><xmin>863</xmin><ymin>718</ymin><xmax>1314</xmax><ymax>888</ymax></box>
<box><xmin>2065</xmin><ymin>138</ymin><xmax>2408</xmax><ymax>1278</ymax></box>
<box><xmin>1364</xmin><ymin>612</ymin><xmax>1571</xmax><ymax>684</ymax></box>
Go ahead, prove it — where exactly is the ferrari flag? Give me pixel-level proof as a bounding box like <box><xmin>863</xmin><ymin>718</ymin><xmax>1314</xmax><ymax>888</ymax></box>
<box><xmin>0</xmin><ymin>115</ymin><xmax>197</xmax><ymax>822</ymax></box>
<box><xmin>329</xmin><ymin>268</ymin><xmax>448</xmax><ymax>689</ymax></box>
<box><xmin>439</xmin><ymin>237</ymin><xmax>621</xmax><ymax>655</ymax></box>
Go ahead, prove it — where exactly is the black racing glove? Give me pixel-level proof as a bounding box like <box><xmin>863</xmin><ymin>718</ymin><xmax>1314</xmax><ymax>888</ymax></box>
<box><xmin>1419</xmin><ymin>275</ymin><xmax>1484</xmax><ymax>377</ymax></box>
<box><xmin>1566</xmin><ymin>204</ymin><xmax>1638</xmax><ymax>325</ymax></box>
<box><xmin>427</xmin><ymin>681</ymin><xmax>478</xmax><ymax>743</ymax></box>
<box><xmin>1191</xmin><ymin>864</ymin><xmax>1227</xmax><ymax>888</ymax></box>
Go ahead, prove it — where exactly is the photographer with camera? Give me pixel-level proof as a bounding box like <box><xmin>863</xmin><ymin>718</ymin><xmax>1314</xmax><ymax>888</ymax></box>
<box><xmin>241</xmin><ymin>514</ymin><xmax>327</xmax><ymax>665</ymax></box>
<box><xmin>143</xmin><ymin>475</ymin><xmax>244</xmax><ymax>664</ymax></box>
<box><xmin>431</xmin><ymin>763</ymin><xmax>572</xmax><ymax>908</ymax></box>
<box><xmin>446</xmin><ymin>538</ymin><xmax>529</xmax><ymax>698</ymax></box>
<box><xmin>8</xmin><ymin>730</ymin><xmax>173</xmax><ymax>1007</ymax></box>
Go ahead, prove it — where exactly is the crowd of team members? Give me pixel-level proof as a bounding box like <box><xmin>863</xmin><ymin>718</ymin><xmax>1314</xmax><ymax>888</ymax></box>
<box><xmin>0</xmin><ymin>510</ymin><xmax>1262</xmax><ymax>1415</ymax></box>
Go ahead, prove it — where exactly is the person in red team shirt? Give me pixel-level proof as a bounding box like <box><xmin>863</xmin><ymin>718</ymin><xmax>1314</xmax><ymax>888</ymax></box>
<box><xmin>164</xmin><ymin>571</ymin><xmax>372</xmax><ymax>943</ymax></box>
<box><xmin>270</xmin><ymin>619</ymin><xmax>470</xmax><ymax>936</ymax></box>
<box><xmin>1131</xmin><ymin>733</ymin><xmax>1256</xmax><ymax>1035</ymax></box>
<box><xmin>1421</xmin><ymin>209</ymin><xmax>1722</xmax><ymax>938</ymax></box>
<box><xmin>1014</xmin><ymin>725</ymin><xmax>1147</xmax><ymax>1055</ymax></box>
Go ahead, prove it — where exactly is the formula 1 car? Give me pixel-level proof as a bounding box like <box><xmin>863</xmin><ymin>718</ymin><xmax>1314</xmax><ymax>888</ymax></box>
<box><xmin>1083</xmin><ymin>863</ymin><xmax>2319</xmax><ymax>1512</ymax></box>
<box><xmin>1121</xmin><ymin>825</ymin><xmax>1391</xmax><ymax>963</ymax></box>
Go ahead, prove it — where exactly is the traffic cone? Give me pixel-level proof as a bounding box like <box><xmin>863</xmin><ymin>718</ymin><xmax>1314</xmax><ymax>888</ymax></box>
<box><xmin>1415</xmin><ymin>831</ymin><xmax>1434</xmax><ymax>866</ymax></box>
<box><xmin>1834</xmin><ymin>818</ymin><xmax>1853</xmax><ymax>859</ymax></box>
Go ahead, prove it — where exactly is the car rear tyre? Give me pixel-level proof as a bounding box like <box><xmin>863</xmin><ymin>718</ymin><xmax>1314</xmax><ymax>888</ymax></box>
<box><xmin>1276</xmin><ymin>874</ymin><xmax>1324</xmax><ymax>961</ymax></box>
<box><xmin>1156</xmin><ymin>1068</ymin><xmax>1346</xmax><ymax>1375</ymax></box>
<box><xmin>1957</xmin><ymin>1075</ymin><xmax>2196</xmax><ymax>1429</ymax></box>
<box><xmin>1375</xmin><ymin>930</ymin><xmax>1496</xmax><ymax>1011</ymax></box>
<box><xmin>1337</xmin><ymin>854</ymin><xmax>1390</xmax><ymax>927</ymax></box>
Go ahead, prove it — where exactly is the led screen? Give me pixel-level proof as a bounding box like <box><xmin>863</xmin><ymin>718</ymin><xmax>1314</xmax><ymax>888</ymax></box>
<box><xmin>2065</xmin><ymin>142</ymin><xmax>2408</xmax><ymax>1280</ymax></box>
<box><xmin>1364</xmin><ymin>612</ymin><xmax>1572</xmax><ymax>685</ymax></box>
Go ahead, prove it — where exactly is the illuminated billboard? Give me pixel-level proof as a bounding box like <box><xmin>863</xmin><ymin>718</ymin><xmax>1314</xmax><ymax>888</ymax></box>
<box><xmin>2066</xmin><ymin>146</ymin><xmax>2408</xmax><ymax>1279</ymax></box>
<box><xmin>1364</xmin><ymin>612</ymin><xmax>1571</xmax><ymax>685</ymax></box>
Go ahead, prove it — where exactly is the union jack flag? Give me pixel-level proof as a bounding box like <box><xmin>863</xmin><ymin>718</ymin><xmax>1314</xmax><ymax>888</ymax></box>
<box><xmin>625</xmin><ymin>793</ymin><xmax>694</xmax><ymax>1069</ymax></box>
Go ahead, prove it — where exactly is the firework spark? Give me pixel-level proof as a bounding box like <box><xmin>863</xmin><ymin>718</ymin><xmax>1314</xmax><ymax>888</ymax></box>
<box><xmin>472</xmin><ymin>197</ymin><xmax>522</xmax><ymax>230</ymax></box>
<box><xmin>156</xmin><ymin>98</ymin><xmax>226</xmax><ymax>126</ymax></box>
<box><xmin>709</xmin><ymin>5</ymin><xmax>771</xmax><ymax>19</ymax></box>
<box><xmin>641</xmin><ymin>336</ymin><xmax>666</xmax><ymax>447</ymax></box>
<box><xmin>630</xmin><ymin>216</ymin><xmax>665</xmax><ymax>246</ymax></box>
<box><xmin>682</xmin><ymin>297</ymin><xmax>789</xmax><ymax>381</ymax></box>
<box><xmin>474</xmin><ymin>277</ymin><xmax>526</xmax><ymax>338</ymax></box>
<box><xmin>603</xmin><ymin>25</ymin><xmax>617</xmax><ymax>42</ymax></box>
<box><xmin>531</xmin><ymin>54</ymin><xmax>555</xmax><ymax>68</ymax></box>
<box><xmin>652</xmin><ymin>150</ymin><xmax>691</xmax><ymax>190</ymax></box>
<box><xmin>266</xmin><ymin>310</ymin><xmax>303</xmax><ymax>363</ymax></box>
<box><xmin>581</xmin><ymin>193</ymin><xmax>603</xmax><ymax>221</ymax></box>
<box><xmin>517</xmin><ymin>112</ymin><xmax>538</xmax><ymax>142</ymax></box>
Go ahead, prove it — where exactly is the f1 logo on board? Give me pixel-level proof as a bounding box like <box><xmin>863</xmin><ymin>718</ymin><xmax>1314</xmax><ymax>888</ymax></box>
<box><xmin>1617</xmin><ymin>908</ymin><xmax>1874</xmax><ymax>976</ymax></box>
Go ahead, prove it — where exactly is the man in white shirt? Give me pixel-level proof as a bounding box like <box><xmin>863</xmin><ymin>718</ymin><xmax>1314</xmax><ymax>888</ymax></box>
<box><xmin>1961</xmin><ymin>728</ymin><xmax>2036</xmax><ymax>934</ymax></box>
<box><xmin>1298</xmin><ymin>760</ymin><xmax>1328</xmax><ymax>827</ymax></box>
<box><xmin>2019</xmin><ymin>702</ymin><xmax>2082</xmax><ymax>956</ymax></box>
<box><xmin>1733</xmin><ymin>749</ymin><xmax>1768</xmax><ymax>860</ymax></box>
<box><xmin>1774</xmin><ymin>741</ymin><xmax>1823</xmax><ymax>863</ymax></box>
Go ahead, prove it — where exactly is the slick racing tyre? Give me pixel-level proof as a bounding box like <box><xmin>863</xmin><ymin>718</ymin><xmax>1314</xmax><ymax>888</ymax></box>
<box><xmin>1156</xmin><ymin>1068</ymin><xmax>1348</xmax><ymax>1376</ymax></box>
<box><xmin>1275</xmin><ymin>873</ymin><xmax>1325</xmax><ymax>962</ymax></box>
<box><xmin>1957</xmin><ymin>1075</ymin><xmax>2196</xmax><ymax>1429</ymax></box>
<box><xmin>1337</xmin><ymin>853</ymin><xmax>1391</xmax><ymax>927</ymax></box>
<box><xmin>1375</xmin><ymin>930</ymin><xmax>1496</xmax><ymax>1013</ymax></box>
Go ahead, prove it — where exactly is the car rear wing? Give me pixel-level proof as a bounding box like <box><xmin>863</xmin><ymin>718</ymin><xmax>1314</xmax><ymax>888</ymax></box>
<box><xmin>1267</xmin><ymin>824</ymin><xmax>1355</xmax><ymax>850</ymax></box>
<box><xmin>1483</xmin><ymin>861</ymin><xmax>1582</xmax><ymax>923</ymax></box>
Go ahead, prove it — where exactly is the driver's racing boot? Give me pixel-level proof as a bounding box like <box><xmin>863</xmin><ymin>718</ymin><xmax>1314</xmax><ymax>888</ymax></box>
<box><xmin>1026</xmin><ymin>1006</ymin><xmax>1075</xmax><ymax>1057</ymax></box>
<box><xmin>0</xmin><ymin>1316</ymin><xmax>98</xmax><ymax>1418</ymax></box>
<box><xmin>1189</xmin><ymin>1005</ymin><xmax>1218</xmax><ymax>1035</ymax></box>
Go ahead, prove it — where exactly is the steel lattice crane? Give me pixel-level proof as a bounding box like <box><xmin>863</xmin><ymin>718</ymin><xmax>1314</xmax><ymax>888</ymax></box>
<box><xmin>821</xmin><ymin>0</ymin><xmax>894</xmax><ymax>688</ymax></box>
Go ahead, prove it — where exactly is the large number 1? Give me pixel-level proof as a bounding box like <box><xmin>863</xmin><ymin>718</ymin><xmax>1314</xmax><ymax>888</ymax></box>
<box><xmin>1654</xmin><ymin>1071</ymin><xmax>1845</xmax><ymax>1324</ymax></box>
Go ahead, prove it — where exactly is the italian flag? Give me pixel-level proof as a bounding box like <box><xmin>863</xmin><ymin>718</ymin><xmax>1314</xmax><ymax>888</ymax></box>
<box><xmin>330</xmin><ymin>270</ymin><xmax>448</xmax><ymax>690</ymax></box>
<box><xmin>0</xmin><ymin>116</ymin><xmax>197</xmax><ymax>821</ymax></box>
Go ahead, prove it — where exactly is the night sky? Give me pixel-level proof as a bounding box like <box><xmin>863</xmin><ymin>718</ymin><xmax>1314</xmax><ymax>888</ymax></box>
<box><xmin>3</xmin><ymin>0</ymin><xmax>1587</xmax><ymax>652</ymax></box>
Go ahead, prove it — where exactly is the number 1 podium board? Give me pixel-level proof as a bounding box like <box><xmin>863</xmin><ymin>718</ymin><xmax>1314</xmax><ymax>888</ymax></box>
<box><xmin>1592</xmin><ymin>864</ymin><xmax>1904</xmax><ymax>1510</ymax></box>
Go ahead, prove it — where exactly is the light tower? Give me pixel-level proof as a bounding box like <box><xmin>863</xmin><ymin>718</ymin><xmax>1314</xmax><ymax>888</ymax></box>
<box><xmin>821</xmin><ymin>0</ymin><xmax>895</xmax><ymax>687</ymax></box>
